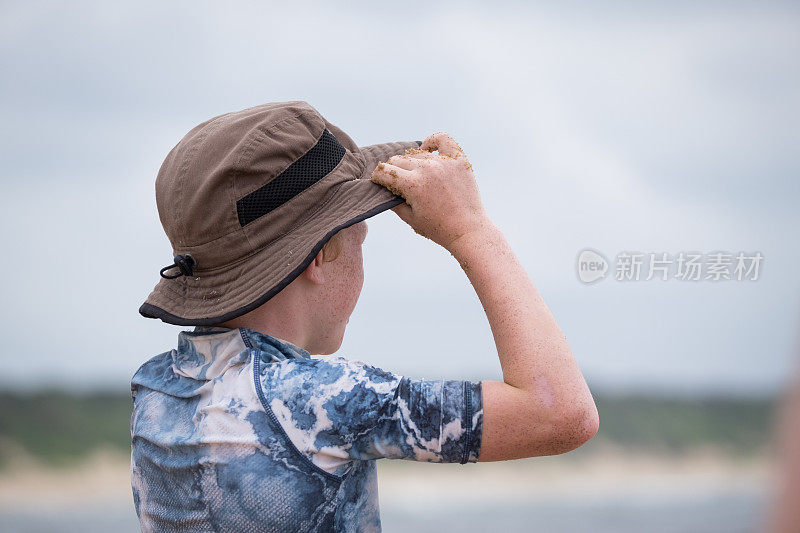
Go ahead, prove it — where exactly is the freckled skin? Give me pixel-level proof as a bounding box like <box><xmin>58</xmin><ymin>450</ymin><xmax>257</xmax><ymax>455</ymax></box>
<box><xmin>306</xmin><ymin>221</ymin><xmax>368</xmax><ymax>355</ymax></box>
<box><xmin>371</xmin><ymin>131</ymin><xmax>599</xmax><ymax>461</ymax></box>
<box><xmin>217</xmin><ymin>222</ymin><xmax>368</xmax><ymax>357</ymax></box>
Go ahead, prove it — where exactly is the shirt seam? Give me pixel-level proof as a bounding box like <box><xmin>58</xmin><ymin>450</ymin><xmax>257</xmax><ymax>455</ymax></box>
<box><xmin>438</xmin><ymin>379</ymin><xmax>445</xmax><ymax>457</ymax></box>
<box><xmin>242</xmin><ymin>328</ymin><xmax>347</xmax><ymax>484</ymax></box>
<box><xmin>460</xmin><ymin>381</ymin><xmax>474</xmax><ymax>464</ymax></box>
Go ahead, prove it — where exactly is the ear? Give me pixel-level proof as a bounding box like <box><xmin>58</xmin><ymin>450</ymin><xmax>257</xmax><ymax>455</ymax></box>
<box><xmin>301</xmin><ymin>249</ymin><xmax>326</xmax><ymax>285</ymax></box>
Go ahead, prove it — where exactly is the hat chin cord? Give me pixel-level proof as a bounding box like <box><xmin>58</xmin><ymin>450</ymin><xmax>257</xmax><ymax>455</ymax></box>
<box><xmin>159</xmin><ymin>254</ymin><xmax>196</xmax><ymax>279</ymax></box>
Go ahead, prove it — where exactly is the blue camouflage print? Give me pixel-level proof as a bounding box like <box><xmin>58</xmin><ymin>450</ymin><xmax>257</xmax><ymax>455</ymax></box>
<box><xmin>130</xmin><ymin>326</ymin><xmax>483</xmax><ymax>532</ymax></box>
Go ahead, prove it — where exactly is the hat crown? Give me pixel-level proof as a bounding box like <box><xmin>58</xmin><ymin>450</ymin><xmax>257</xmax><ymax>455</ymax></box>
<box><xmin>154</xmin><ymin>101</ymin><xmax>361</xmax><ymax>266</ymax></box>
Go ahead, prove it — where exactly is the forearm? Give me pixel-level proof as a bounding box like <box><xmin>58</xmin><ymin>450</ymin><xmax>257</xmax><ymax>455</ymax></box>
<box><xmin>448</xmin><ymin>219</ymin><xmax>578</xmax><ymax>389</ymax></box>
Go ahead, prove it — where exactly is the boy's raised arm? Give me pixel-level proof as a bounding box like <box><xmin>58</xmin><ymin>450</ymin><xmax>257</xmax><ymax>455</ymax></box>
<box><xmin>370</xmin><ymin>132</ymin><xmax>599</xmax><ymax>461</ymax></box>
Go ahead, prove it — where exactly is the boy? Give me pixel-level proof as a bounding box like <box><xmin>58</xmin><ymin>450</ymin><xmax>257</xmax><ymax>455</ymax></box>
<box><xmin>131</xmin><ymin>101</ymin><xmax>598</xmax><ymax>532</ymax></box>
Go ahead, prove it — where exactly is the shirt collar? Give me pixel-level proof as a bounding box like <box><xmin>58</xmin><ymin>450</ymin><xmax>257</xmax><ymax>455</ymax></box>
<box><xmin>172</xmin><ymin>326</ymin><xmax>310</xmax><ymax>381</ymax></box>
<box><xmin>235</xmin><ymin>327</ymin><xmax>312</xmax><ymax>361</ymax></box>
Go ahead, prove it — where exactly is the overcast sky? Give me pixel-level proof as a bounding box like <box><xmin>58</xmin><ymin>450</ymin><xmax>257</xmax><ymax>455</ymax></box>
<box><xmin>1</xmin><ymin>1</ymin><xmax>798</xmax><ymax>395</ymax></box>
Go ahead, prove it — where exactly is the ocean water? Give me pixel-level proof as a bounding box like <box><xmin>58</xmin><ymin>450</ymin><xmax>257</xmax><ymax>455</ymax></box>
<box><xmin>0</xmin><ymin>490</ymin><xmax>765</xmax><ymax>533</ymax></box>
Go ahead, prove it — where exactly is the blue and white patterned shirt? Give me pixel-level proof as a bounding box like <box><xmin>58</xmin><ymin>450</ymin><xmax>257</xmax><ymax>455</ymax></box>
<box><xmin>130</xmin><ymin>326</ymin><xmax>484</xmax><ymax>532</ymax></box>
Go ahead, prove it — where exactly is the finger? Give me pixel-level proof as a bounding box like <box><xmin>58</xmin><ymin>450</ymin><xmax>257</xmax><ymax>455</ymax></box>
<box><xmin>369</xmin><ymin>162</ymin><xmax>414</xmax><ymax>196</ymax></box>
<box><xmin>373</xmin><ymin>162</ymin><xmax>415</xmax><ymax>181</ymax></box>
<box><xmin>420</xmin><ymin>132</ymin><xmax>465</xmax><ymax>159</ymax></box>
<box><xmin>401</xmin><ymin>147</ymin><xmax>440</xmax><ymax>160</ymax></box>
<box><xmin>403</xmin><ymin>146</ymin><xmax>438</xmax><ymax>158</ymax></box>
<box><xmin>388</xmin><ymin>154</ymin><xmax>431</xmax><ymax>170</ymax></box>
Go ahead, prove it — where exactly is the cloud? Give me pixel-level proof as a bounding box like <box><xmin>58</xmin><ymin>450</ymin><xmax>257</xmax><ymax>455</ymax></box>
<box><xmin>0</xmin><ymin>1</ymin><xmax>797</xmax><ymax>393</ymax></box>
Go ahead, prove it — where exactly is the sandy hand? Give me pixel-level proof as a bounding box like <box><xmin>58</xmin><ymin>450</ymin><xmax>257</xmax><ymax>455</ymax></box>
<box><xmin>369</xmin><ymin>132</ymin><xmax>490</xmax><ymax>251</ymax></box>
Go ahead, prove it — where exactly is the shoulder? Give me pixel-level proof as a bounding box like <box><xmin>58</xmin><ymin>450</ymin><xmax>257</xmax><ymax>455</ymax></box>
<box><xmin>257</xmin><ymin>355</ymin><xmax>401</xmax><ymax>395</ymax></box>
<box><xmin>130</xmin><ymin>351</ymin><xmax>175</xmax><ymax>394</ymax></box>
<box><xmin>130</xmin><ymin>350</ymin><xmax>206</xmax><ymax>400</ymax></box>
<box><xmin>256</xmin><ymin>355</ymin><xmax>404</xmax><ymax>434</ymax></box>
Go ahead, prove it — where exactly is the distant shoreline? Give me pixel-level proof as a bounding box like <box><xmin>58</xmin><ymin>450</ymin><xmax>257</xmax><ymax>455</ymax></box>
<box><xmin>0</xmin><ymin>445</ymin><xmax>772</xmax><ymax>511</ymax></box>
<box><xmin>0</xmin><ymin>392</ymin><xmax>776</xmax><ymax>470</ymax></box>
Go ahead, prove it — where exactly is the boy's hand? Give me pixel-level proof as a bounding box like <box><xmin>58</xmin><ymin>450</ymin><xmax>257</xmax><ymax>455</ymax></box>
<box><xmin>369</xmin><ymin>132</ymin><xmax>491</xmax><ymax>252</ymax></box>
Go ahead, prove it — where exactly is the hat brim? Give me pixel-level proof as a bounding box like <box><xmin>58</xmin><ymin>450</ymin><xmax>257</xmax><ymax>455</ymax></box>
<box><xmin>139</xmin><ymin>139</ymin><xmax>421</xmax><ymax>326</ymax></box>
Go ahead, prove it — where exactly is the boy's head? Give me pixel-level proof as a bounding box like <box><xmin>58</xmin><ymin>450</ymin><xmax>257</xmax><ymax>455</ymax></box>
<box><xmin>139</xmin><ymin>101</ymin><xmax>418</xmax><ymax>351</ymax></box>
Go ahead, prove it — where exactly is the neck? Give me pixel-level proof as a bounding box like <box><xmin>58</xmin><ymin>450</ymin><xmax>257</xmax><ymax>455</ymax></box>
<box><xmin>217</xmin><ymin>286</ymin><xmax>314</xmax><ymax>353</ymax></box>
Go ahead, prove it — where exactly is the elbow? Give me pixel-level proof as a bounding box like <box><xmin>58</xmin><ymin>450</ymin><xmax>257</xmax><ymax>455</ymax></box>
<box><xmin>542</xmin><ymin>398</ymin><xmax>599</xmax><ymax>455</ymax></box>
<box><xmin>576</xmin><ymin>401</ymin><xmax>600</xmax><ymax>447</ymax></box>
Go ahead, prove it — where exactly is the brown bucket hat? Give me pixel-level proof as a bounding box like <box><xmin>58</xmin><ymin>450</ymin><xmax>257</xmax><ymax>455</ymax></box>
<box><xmin>139</xmin><ymin>101</ymin><xmax>421</xmax><ymax>326</ymax></box>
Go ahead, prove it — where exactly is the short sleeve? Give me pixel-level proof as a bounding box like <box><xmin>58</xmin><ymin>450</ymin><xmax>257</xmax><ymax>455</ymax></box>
<box><xmin>260</xmin><ymin>356</ymin><xmax>483</xmax><ymax>472</ymax></box>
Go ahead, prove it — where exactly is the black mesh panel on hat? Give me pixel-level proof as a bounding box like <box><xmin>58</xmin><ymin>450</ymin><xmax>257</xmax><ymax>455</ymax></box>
<box><xmin>236</xmin><ymin>128</ymin><xmax>346</xmax><ymax>227</ymax></box>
